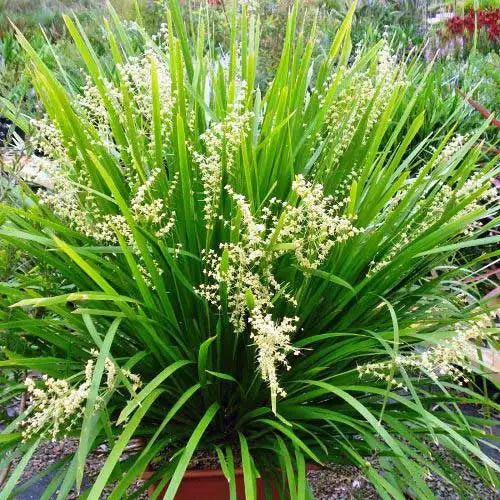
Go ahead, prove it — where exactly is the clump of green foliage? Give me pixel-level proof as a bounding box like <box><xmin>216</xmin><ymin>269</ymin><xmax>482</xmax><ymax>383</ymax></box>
<box><xmin>0</xmin><ymin>1</ymin><xmax>499</xmax><ymax>499</ymax></box>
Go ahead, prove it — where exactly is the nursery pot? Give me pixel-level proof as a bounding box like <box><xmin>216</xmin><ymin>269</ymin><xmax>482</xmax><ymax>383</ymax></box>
<box><xmin>144</xmin><ymin>467</ymin><xmax>318</xmax><ymax>499</ymax></box>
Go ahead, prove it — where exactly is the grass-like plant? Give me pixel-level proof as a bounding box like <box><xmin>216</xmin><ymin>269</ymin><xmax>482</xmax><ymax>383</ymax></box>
<box><xmin>0</xmin><ymin>1</ymin><xmax>499</xmax><ymax>498</ymax></box>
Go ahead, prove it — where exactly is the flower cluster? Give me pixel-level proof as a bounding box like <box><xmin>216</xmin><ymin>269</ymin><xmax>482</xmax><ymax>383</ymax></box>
<box><xmin>21</xmin><ymin>368</ymin><xmax>92</xmax><ymax>442</ymax></box>
<box><xmin>437</xmin><ymin>134</ymin><xmax>468</xmax><ymax>164</ymax></box>
<box><xmin>249</xmin><ymin>310</ymin><xmax>298</xmax><ymax>403</ymax></box>
<box><xmin>358</xmin><ymin>314</ymin><xmax>494</xmax><ymax>388</ymax></box>
<box><xmin>31</xmin><ymin>51</ymin><xmax>177</xmax><ymax>252</ymax></box>
<box><xmin>284</xmin><ymin>176</ymin><xmax>362</xmax><ymax>269</ymax></box>
<box><xmin>75</xmin><ymin>50</ymin><xmax>174</xmax><ymax>153</ymax></box>
<box><xmin>21</xmin><ymin>356</ymin><xmax>141</xmax><ymax>442</ymax></box>
<box><xmin>37</xmin><ymin>162</ymin><xmax>177</xmax><ymax>249</ymax></box>
<box><xmin>131</xmin><ymin>169</ymin><xmax>178</xmax><ymax>239</ymax></box>
<box><xmin>369</xmin><ymin>133</ymin><xmax>497</xmax><ymax>274</ymax></box>
<box><xmin>454</xmin><ymin>172</ymin><xmax>499</xmax><ymax>234</ymax></box>
<box><xmin>369</xmin><ymin>184</ymin><xmax>452</xmax><ymax>275</ymax></box>
<box><xmin>198</xmin><ymin>189</ymin><xmax>299</xmax><ymax>407</ymax></box>
<box><xmin>318</xmin><ymin>42</ymin><xmax>405</xmax><ymax>174</ymax></box>
<box><xmin>198</xmin><ymin>177</ymin><xmax>360</xmax><ymax>407</ymax></box>
<box><xmin>194</xmin><ymin>83</ymin><xmax>252</xmax><ymax>229</ymax></box>
<box><xmin>151</xmin><ymin>21</ymin><xmax>169</xmax><ymax>51</ymax></box>
<box><xmin>76</xmin><ymin>75</ymin><xmax>120</xmax><ymax>151</ymax></box>
<box><xmin>456</xmin><ymin>172</ymin><xmax>498</xmax><ymax>205</ymax></box>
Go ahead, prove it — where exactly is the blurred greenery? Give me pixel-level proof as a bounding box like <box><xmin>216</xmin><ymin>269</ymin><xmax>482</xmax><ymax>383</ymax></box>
<box><xmin>462</xmin><ymin>0</ymin><xmax>499</xmax><ymax>10</ymax></box>
<box><xmin>400</xmin><ymin>51</ymin><xmax>500</xmax><ymax>145</ymax></box>
<box><xmin>0</xmin><ymin>0</ymin><xmax>161</xmax><ymax>116</ymax></box>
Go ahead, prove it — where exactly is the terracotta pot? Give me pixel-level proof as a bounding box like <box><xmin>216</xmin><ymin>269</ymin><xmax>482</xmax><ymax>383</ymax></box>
<box><xmin>144</xmin><ymin>465</ymin><xmax>320</xmax><ymax>499</ymax></box>
<box><xmin>143</xmin><ymin>468</ymin><xmax>281</xmax><ymax>499</ymax></box>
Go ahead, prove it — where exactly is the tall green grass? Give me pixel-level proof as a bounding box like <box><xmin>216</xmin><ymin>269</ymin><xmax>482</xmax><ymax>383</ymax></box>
<box><xmin>0</xmin><ymin>1</ymin><xmax>499</xmax><ymax>498</ymax></box>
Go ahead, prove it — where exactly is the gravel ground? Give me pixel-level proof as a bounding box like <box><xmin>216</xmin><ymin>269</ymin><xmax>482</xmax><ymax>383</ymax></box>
<box><xmin>307</xmin><ymin>451</ymin><xmax>500</xmax><ymax>500</ymax></box>
<box><xmin>307</xmin><ymin>465</ymin><xmax>378</xmax><ymax>499</ymax></box>
<box><xmin>5</xmin><ymin>438</ymin><xmax>498</xmax><ymax>499</ymax></box>
<box><xmin>8</xmin><ymin>438</ymin><xmax>148</xmax><ymax>500</ymax></box>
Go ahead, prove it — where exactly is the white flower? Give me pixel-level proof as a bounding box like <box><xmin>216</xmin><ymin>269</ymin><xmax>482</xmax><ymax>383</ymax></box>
<box><xmin>194</xmin><ymin>82</ymin><xmax>252</xmax><ymax>228</ymax></box>
<box><xmin>21</xmin><ymin>357</ymin><xmax>141</xmax><ymax>441</ymax></box>
<box><xmin>198</xmin><ymin>177</ymin><xmax>360</xmax><ymax>408</ymax></box>
<box><xmin>358</xmin><ymin>314</ymin><xmax>494</xmax><ymax>386</ymax></box>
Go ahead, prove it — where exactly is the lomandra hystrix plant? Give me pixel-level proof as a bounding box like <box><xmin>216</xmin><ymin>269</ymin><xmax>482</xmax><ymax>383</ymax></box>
<box><xmin>0</xmin><ymin>1</ymin><xmax>499</xmax><ymax>498</ymax></box>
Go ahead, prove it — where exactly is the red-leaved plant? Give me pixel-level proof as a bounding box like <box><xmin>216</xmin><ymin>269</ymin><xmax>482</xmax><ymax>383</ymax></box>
<box><xmin>444</xmin><ymin>8</ymin><xmax>499</xmax><ymax>42</ymax></box>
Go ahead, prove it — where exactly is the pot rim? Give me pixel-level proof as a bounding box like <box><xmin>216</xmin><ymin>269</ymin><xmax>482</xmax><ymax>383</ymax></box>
<box><xmin>143</xmin><ymin>464</ymin><xmax>320</xmax><ymax>481</ymax></box>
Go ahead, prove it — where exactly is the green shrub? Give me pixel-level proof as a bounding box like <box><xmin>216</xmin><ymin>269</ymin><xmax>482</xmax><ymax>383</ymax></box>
<box><xmin>350</xmin><ymin>0</ymin><xmax>424</xmax><ymax>48</ymax></box>
<box><xmin>0</xmin><ymin>1</ymin><xmax>499</xmax><ymax>498</ymax></box>
<box><xmin>395</xmin><ymin>50</ymin><xmax>500</xmax><ymax>147</ymax></box>
<box><xmin>462</xmin><ymin>0</ymin><xmax>499</xmax><ymax>11</ymax></box>
<box><xmin>0</xmin><ymin>0</ymin><xmax>159</xmax><ymax>37</ymax></box>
